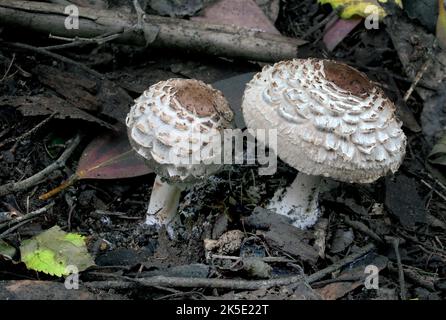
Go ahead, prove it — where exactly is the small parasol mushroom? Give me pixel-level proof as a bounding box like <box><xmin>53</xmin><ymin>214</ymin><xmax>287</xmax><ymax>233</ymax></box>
<box><xmin>126</xmin><ymin>79</ymin><xmax>234</xmax><ymax>231</ymax></box>
<box><xmin>242</xmin><ymin>58</ymin><xmax>407</xmax><ymax>229</ymax></box>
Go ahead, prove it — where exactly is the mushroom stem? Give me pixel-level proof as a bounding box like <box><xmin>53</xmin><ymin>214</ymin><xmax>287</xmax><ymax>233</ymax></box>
<box><xmin>267</xmin><ymin>172</ymin><xmax>321</xmax><ymax>229</ymax></box>
<box><xmin>146</xmin><ymin>175</ymin><xmax>182</xmax><ymax>227</ymax></box>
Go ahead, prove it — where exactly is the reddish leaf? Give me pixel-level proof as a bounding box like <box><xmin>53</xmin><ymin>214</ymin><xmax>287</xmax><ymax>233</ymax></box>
<box><xmin>323</xmin><ymin>17</ymin><xmax>363</xmax><ymax>51</ymax></box>
<box><xmin>77</xmin><ymin>133</ymin><xmax>152</xmax><ymax>179</ymax></box>
<box><xmin>191</xmin><ymin>0</ymin><xmax>280</xmax><ymax>35</ymax></box>
<box><xmin>39</xmin><ymin>133</ymin><xmax>152</xmax><ymax>200</ymax></box>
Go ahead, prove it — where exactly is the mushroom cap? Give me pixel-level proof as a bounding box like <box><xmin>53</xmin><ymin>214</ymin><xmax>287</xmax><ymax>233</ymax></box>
<box><xmin>126</xmin><ymin>79</ymin><xmax>234</xmax><ymax>184</ymax></box>
<box><xmin>242</xmin><ymin>59</ymin><xmax>407</xmax><ymax>183</ymax></box>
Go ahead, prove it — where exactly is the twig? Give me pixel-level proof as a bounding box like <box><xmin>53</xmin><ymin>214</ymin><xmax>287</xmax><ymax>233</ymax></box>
<box><xmin>388</xmin><ymin>262</ymin><xmax>436</xmax><ymax>291</ymax></box>
<box><xmin>420</xmin><ymin>179</ymin><xmax>446</xmax><ymax>202</ymax></box>
<box><xmin>0</xmin><ymin>218</ymin><xmax>36</xmax><ymax>238</ymax></box>
<box><xmin>0</xmin><ymin>134</ymin><xmax>82</xmax><ymax>197</ymax></box>
<box><xmin>92</xmin><ymin>210</ymin><xmax>142</xmax><ymax>220</ymax></box>
<box><xmin>0</xmin><ymin>112</ymin><xmax>57</xmax><ymax>150</ymax></box>
<box><xmin>43</xmin><ymin>32</ymin><xmax>122</xmax><ymax>51</ymax></box>
<box><xmin>210</xmin><ymin>254</ymin><xmax>296</xmax><ymax>264</ymax></box>
<box><xmin>103</xmin><ymin>273</ymin><xmax>306</xmax><ymax>290</ymax></box>
<box><xmin>84</xmin><ymin>280</ymin><xmax>139</xmax><ymax>290</ymax></box>
<box><xmin>0</xmin><ymin>53</ymin><xmax>15</xmax><ymax>82</ymax></box>
<box><xmin>403</xmin><ymin>58</ymin><xmax>431</xmax><ymax>102</ymax></box>
<box><xmin>0</xmin><ymin>202</ymin><xmax>54</xmax><ymax>238</ymax></box>
<box><xmin>0</xmin><ymin>202</ymin><xmax>54</xmax><ymax>230</ymax></box>
<box><xmin>386</xmin><ymin>237</ymin><xmax>407</xmax><ymax>300</ymax></box>
<box><xmin>302</xmin><ymin>10</ymin><xmax>339</xmax><ymax>39</ymax></box>
<box><xmin>5</xmin><ymin>42</ymin><xmax>105</xmax><ymax>79</ymax></box>
<box><xmin>86</xmin><ymin>244</ymin><xmax>376</xmax><ymax>291</ymax></box>
<box><xmin>306</xmin><ymin>243</ymin><xmax>376</xmax><ymax>283</ymax></box>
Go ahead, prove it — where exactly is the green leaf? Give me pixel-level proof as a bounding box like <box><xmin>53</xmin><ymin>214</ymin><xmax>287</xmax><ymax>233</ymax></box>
<box><xmin>0</xmin><ymin>239</ymin><xmax>16</xmax><ymax>260</ymax></box>
<box><xmin>20</xmin><ymin>226</ymin><xmax>95</xmax><ymax>277</ymax></box>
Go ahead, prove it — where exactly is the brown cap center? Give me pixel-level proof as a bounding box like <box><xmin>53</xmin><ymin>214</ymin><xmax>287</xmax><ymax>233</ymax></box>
<box><xmin>323</xmin><ymin>61</ymin><xmax>374</xmax><ymax>98</ymax></box>
<box><xmin>173</xmin><ymin>80</ymin><xmax>218</xmax><ymax>117</ymax></box>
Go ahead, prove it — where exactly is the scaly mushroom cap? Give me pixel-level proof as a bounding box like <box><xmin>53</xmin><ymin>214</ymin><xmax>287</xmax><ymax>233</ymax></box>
<box><xmin>242</xmin><ymin>59</ymin><xmax>407</xmax><ymax>183</ymax></box>
<box><xmin>126</xmin><ymin>79</ymin><xmax>234</xmax><ymax>184</ymax></box>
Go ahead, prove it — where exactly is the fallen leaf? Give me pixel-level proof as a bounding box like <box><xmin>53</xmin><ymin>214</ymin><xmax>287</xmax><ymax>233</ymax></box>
<box><xmin>39</xmin><ymin>132</ymin><xmax>152</xmax><ymax>200</ymax></box>
<box><xmin>20</xmin><ymin>226</ymin><xmax>95</xmax><ymax>277</ymax></box>
<box><xmin>192</xmin><ymin>0</ymin><xmax>280</xmax><ymax>34</ymax></box>
<box><xmin>385</xmin><ymin>175</ymin><xmax>427</xmax><ymax>227</ymax></box>
<box><xmin>403</xmin><ymin>0</ymin><xmax>438</xmax><ymax>32</ymax></box>
<box><xmin>34</xmin><ymin>65</ymin><xmax>101</xmax><ymax>112</ymax></box>
<box><xmin>77</xmin><ymin>132</ymin><xmax>152</xmax><ymax>179</ymax></box>
<box><xmin>385</xmin><ymin>13</ymin><xmax>446</xmax><ymax>101</ymax></box>
<box><xmin>243</xmin><ymin>207</ymin><xmax>319</xmax><ymax>264</ymax></box>
<box><xmin>319</xmin><ymin>0</ymin><xmax>403</xmax><ymax>19</ymax></box>
<box><xmin>427</xmin><ymin>133</ymin><xmax>446</xmax><ymax>183</ymax></box>
<box><xmin>33</xmin><ymin>65</ymin><xmax>133</xmax><ymax>124</ymax></box>
<box><xmin>323</xmin><ymin>17</ymin><xmax>363</xmax><ymax>51</ymax></box>
<box><xmin>428</xmin><ymin>133</ymin><xmax>446</xmax><ymax>166</ymax></box>
<box><xmin>315</xmin><ymin>253</ymin><xmax>388</xmax><ymax>300</ymax></box>
<box><xmin>421</xmin><ymin>86</ymin><xmax>446</xmax><ymax>145</ymax></box>
<box><xmin>437</xmin><ymin>0</ymin><xmax>446</xmax><ymax>48</ymax></box>
<box><xmin>0</xmin><ymin>239</ymin><xmax>15</xmax><ymax>260</ymax></box>
<box><xmin>330</xmin><ymin>228</ymin><xmax>355</xmax><ymax>254</ymax></box>
<box><xmin>0</xmin><ymin>95</ymin><xmax>114</xmax><ymax>130</ymax></box>
<box><xmin>149</xmin><ymin>0</ymin><xmax>204</xmax><ymax>17</ymax></box>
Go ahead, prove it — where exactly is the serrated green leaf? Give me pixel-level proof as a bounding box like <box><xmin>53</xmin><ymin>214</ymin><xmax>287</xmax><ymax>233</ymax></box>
<box><xmin>22</xmin><ymin>249</ymin><xmax>67</xmax><ymax>276</ymax></box>
<box><xmin>319</xmin><ymin>0</ymin><xmax>403</xmax><ymax>19</ymax></box>
<box><xmin>64</xmin><ymin>233</ymin><xmax>86</xmax><ymax>247</ymax></box>
<box><xmin>20</xmin><ymin>226</ymin><xmax>94</xmax><ymax>277</ymax></box>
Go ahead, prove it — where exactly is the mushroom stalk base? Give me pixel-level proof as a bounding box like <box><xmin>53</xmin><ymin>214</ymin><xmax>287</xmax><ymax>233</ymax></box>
<box><xmin>146</xmin><ymin>175</ymin><xmax>182</xmax><ymax>227</ymax></box>
<box><xmin>267</xmin><ymin>172</ymin><xmax>321</xmax><ymax>229</ymax></box>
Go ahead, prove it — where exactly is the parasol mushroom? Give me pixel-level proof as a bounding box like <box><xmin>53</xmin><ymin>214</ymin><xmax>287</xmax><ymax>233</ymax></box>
<box><xmin>242</xmin><ymin>58</ymin><xmax>407</xmax><ymax>229</ymax></box>
<box><xmin>126</xmin><ymin>79</ymin><xmax>234</xmax><ymax>231</ymax></box>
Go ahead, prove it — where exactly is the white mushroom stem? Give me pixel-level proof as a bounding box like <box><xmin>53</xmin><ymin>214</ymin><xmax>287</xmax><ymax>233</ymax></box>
<box><xmin>267</xmin><ymin>172</ymin><xmax>322</xmax><ymax>229</ymax></box>
<box><xmin>146</xmin><ymin>175</ymin><xmax>182</xmax><ymax>227</ymax></box>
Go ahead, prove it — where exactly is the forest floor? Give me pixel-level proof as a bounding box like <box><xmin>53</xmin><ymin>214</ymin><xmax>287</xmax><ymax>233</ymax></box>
<box><xmin>0</xmin><ymin>0</ymin><xmax>445</xmax><ymax>300</ymax></box>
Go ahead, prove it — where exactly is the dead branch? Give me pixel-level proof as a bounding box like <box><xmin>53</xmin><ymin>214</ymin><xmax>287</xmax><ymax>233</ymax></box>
<box><xmin>0</xmin><ymin>134</ymin><xmax>82</xmax><ymax>197</ymax></box>
<box><xmin>0</xmin><ymin>202</ymin><xmax>54</xmax><ymax>238</ymax></box>
<box><xmin>0</xmin><ymin>112</ymin><xmax>56</xmax><ymax>150</ymax></box>
<box><xmin>6</xmin><ymin>42</ymin><xmax>105</xmax><ymax>79</ymax></box>
<box><xmin>0</xmin><ymin>0</ymin><xmax>305</xmax><ymax>63</ymax></box>
<box><xmin>85</xmin><ymin>244</ymin><xmax>376</xmax><ymax>291</ymax></box>
<box><xmin>0</xmin><ymin>202</ymin><xmax>55</xmax><ymax>231</ymax></box>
